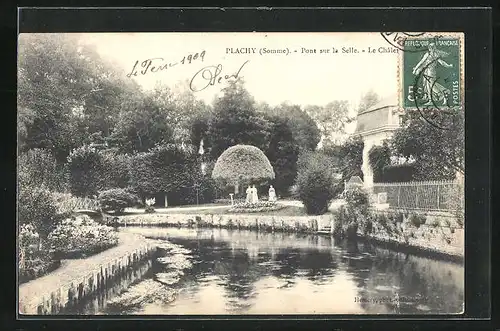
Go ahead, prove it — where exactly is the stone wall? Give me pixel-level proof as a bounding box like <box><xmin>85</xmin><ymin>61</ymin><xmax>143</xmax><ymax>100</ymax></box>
<box><xmin>118</xmin><ymin>213</ymin><xmax>335</xmax><ymax>233</ymax></box>
<box><xmin>360</xmin><ymin>209</ymin><xmax>464</xmax><ymax>258</ymax></box>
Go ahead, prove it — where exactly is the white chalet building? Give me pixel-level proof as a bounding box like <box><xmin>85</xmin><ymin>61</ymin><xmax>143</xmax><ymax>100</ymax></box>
<box><xmin>353</xmin><ymin>94</ymin><xmax>404</xmax><ymax>188</ymax></box>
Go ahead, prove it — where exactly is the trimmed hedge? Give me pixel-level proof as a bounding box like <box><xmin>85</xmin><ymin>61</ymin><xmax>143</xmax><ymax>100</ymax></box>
<box><xmin>212</xmin><ymin>144</ymin><xmax>275</xmax><ymax>187</ymax></box>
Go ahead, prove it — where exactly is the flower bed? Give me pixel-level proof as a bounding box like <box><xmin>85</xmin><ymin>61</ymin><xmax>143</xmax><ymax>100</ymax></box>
<box><xmin>227</xmin><ymin>201</ymin><xmax>285</xmax><ymax>213</ymax></box>
<box><xmin>47</xmin><ymin>215</ymin><xmax>118</xmax><ymax>259</ymax></box>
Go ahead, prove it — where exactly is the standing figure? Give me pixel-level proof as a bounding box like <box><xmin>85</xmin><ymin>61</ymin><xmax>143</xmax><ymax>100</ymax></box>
<box><xmin>251</xmin><ymin>185</ymin><xmax>259</xmax><ymax>203</ymax></box>
<box><xmin>412</xmin><ymin>42</ymin><xmax>454</xmax><ymax>106</ymax></box>
<box><xmin>268</xmin><ymin>185</ymin><xmax>276</xmax><ymax>202</ymax></box>
<box><xmin>245</xmin><ymin>185</ymin><xmax>252</xmax><ymax>203</ymax></box>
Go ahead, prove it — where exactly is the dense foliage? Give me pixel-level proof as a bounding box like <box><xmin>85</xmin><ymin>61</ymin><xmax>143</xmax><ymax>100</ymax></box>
<box><xmin>391</xmin><ymin>108</ymin><xmax>464</xmax><ymax>180</ymax></box>
<box><xmin>368</xmin><ymin>142</ymin><xmax>392</xmax><ymax>183</ymax></box>
<box><xmin>265</xmin><ymin>116</ymin><xmax>301</xmax><ymax>196</ymax></box>
<box><xmin>18</xmin><ymin>185</ymin><xmax>60</xmax><ymax>240</ymax></box>
<box><xmin>18</xmin><ymin>148</ymin><xmax>68</xmax><ymax>192</ymax></box>
<box><xmin>19</xmin><ymin>223</ymin><xmax>60</xmax><ymax>283</ymax></box>
<box><xmin>67</xmin><ymin>145</ymin><xmax>107</xmax><ymax>197</ymax></box>
<box><xmin>324</xmin><ymin>136</ymin><xmax>364</xmax><ymax>185</ymax></box>
<box><xmin>295</xmin><ymin>151</ymin><xmax>339</xmax><ymax>215</ymax></box>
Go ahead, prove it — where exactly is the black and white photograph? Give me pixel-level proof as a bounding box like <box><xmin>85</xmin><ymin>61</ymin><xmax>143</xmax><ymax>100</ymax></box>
<box><xmin>17</xmin><ymin>31</ymin><xmax>465</xmax><ymax>315</ymax></box>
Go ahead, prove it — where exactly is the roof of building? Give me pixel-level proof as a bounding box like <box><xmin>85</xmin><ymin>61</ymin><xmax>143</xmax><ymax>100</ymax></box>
<box><xmin>354</xmin><ymin>94</ymin><xmax>400</xmax><ymax>136</ymax></box>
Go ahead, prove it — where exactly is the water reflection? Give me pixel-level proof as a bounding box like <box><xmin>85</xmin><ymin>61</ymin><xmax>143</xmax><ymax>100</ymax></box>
<box><xmin>74</xmin><ymin>227</ymin><xmax>463</xmax><ymax>315</ymax></box>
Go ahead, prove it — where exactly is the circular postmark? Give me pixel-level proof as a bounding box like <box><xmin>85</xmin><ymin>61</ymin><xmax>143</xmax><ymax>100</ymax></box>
<box><xmin>411</xmin><ymin>60</ymin><xmax>459</xmax><ymax>130</ymax></box>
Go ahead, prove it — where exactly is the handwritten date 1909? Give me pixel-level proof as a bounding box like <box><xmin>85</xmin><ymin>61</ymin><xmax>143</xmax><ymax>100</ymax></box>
<box><xmin>189</xmin><ymin>60</ymin><xmax>249</xmax><ymax>92</ymax></box>
<box><xmin>126</xmin><ymin>51</ymin><xmax>206</xmax><ymax>78</ymax></box>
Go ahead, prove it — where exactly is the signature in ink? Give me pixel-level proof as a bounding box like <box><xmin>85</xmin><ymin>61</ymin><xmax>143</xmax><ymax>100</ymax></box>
<box><xmin>189</xmin><ymin>60</ymin><xmax>250</xmax><ymax>92</ymax></box>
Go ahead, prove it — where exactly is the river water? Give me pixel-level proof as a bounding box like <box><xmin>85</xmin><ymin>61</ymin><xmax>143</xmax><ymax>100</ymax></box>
<box><xmin>72</xmin><ymin>226</ymin><xmax>464</xmax><ymax>315</ymax></box>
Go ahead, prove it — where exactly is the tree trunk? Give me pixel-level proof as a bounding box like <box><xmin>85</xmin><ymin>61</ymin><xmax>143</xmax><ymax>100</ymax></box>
<box><xmin>234</xmin><ymin>183</ymin><xmax>239</xmax><ymax>195</ymax></box>
<box><xmin>164</xmin><ymin>194</ymin><xmax>168</xmax><ymax>207</ymax></box>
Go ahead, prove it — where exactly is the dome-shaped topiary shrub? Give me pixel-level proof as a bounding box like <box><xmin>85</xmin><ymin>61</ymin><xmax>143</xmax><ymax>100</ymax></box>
<box><xmin>212</xmin><ymin>145</ymin><xmax>275</xmax><ymax>188</ymax></box>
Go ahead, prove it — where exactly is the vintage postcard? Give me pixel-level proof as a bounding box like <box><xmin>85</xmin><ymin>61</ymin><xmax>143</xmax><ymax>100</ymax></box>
<box><xmin>18</xmin><ymin>32</ymin><xmax>465</xmax><ymax>316</ymax></box>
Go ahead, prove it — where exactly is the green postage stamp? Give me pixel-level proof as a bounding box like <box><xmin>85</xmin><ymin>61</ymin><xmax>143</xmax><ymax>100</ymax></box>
<box><xmin>401</xmin><ymin>33</ymin><xmax>464</xmax><ymax>110</ymax></box>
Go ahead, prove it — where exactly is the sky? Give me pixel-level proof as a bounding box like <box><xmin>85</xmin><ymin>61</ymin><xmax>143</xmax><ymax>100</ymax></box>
<box><xmin>78</xmin><ymin>32</ymin><xmax>401</xmax><ymax>134</ymax></box>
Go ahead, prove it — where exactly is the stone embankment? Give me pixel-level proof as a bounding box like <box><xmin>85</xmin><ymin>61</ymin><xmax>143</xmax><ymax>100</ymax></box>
<box><xmin>19</xmin><ymin>232</ymin><xmax>156</xmax><ymax>315</ymax></box>
<box><xmin>118</xmin><ymin>213</ymin><xmax>335</xmax><ymax>233</ymax></box>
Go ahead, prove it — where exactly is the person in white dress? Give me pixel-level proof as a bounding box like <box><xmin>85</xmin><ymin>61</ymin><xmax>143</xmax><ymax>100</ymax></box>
<box><xmin>251</xmin><ymin>185</ymin><xmax>259</xmax><ymax>203</ymax></box>
<box><xmin>268</xmin><ymin>185</ymin><xmax>277</xmax><ymax>202</ymax></box>
<box><xmin>245</xmin><ymin>185</ymin><xmax>252</xmax><ymax>203</ymax></box>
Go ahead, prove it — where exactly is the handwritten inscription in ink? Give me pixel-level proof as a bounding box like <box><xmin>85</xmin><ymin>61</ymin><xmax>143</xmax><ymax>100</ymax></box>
<box><xmin>126</xmin><ymin>51</ymin><xmax>206</xmax><ymax>77</ymax></box>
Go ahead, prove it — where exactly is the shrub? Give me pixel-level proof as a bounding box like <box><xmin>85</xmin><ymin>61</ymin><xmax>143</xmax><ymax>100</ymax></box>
<box><xmin>18</xmin><ymin>224</ymin><xmax>60</xmax><ymax>283</ymax></box>
<box><xmin>409</xmin><ymin>212</ymin><xmax>427</xmax><ymax>228</ymax></box>
<box><xmin>67</xmin><ymin>145</ymin><xmax>106</xmax><ymax>197</ymax></box>
<box><xmin>344</xmin><ymin>187</ymin><xmax>369</xmax><ymax>209</ymax></box>
<box><xmin>19</xmin><ymin>224</ymin><xmax>40</xmax><ymax>253</ymax></box>
<box><xmin>386</xmin><ymin>211</ymin><xmax>404</xmax><ymax>224</ymax></box>
<box><xmin>98</xmin><ymin>188</ymin><xmax>140</xmax><ymax>213</ymax></box>
<box><xmin>368</xmin><ymin>142</ymin><xmax>392</xmax><ymax>183</ymax></box>
<box><xmin>145</xmin><ymin>205</ymin><xmax>156</xmax><ymax>214</ymax></box>
<box><xmin>18</xmin><ymin>184</ymin><xmax>60</xmax><ymax>240</ymax></box>
<box><xmin>447</xmin><ymin>180</ymin><xmax>464</xmax><ymax>228</ymax></box>
<box><xmin>19</xmin><ymin>250</ymin><xmax>60</xmax><ymax>284</ymax></box>
<box><xmin>18</xmin><ymin>148</ymin><xmax>68</xmax><ymax>192</ymax></box>
<box><xmin>212</xmin><ymin>144</ymin><xmax>275</xmax><ymax>188</ymax></box>
<box><xmin>47</xmin><ymin>215</ymin><xmax>118</xmax><ymax>257</ymax></box>
<box><xmin>295</xmin><ymin>151</ymin><xmax>338</xmax><ymax>215</ymax></box>
<box><xmin>336</xmin><ymin>136</ymin><xmax>364</xmax><ymax>184</ymax></box>
<box><xmin>101</xmin><ymin>151</ymin><xmax>132</xmax><ymax>189</ymax></box>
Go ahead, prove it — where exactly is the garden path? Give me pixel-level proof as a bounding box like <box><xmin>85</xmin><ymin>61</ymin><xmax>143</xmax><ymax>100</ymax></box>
<box><xmin>19</xmin><ymin>231</ymin><xmax>147</xmax><ymax>310</ymax></box>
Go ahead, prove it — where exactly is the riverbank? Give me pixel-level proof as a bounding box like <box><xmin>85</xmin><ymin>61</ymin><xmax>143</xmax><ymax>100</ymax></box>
<box><xmin>115</xmin><ymin>211</ymin><xmax>464</xmax><ymax>260</ymax></box>
<box><xmin>19</xmin><ymin>232</ymin><xmax>155</xmax><ymax>315</ymax></box>
<box><xmin>117</xmin><ymin>212</ymin><xmax>334</xmax><ymax>233</ymax></box>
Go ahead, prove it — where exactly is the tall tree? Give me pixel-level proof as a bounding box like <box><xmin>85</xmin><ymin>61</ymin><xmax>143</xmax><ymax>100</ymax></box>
<box><xmin>391</xmin><ymin>108</ymin><xmax>464</xmax><ymax>180</ymax></box>
<box><xmin>263</xmin><ymin>103</ymin><xmax>321</xmax><ymax>152</ymax></box>
<box><xmin>336</xmin><ymin>136</ymin><xmax>364</xmax><ymax>183</ymax></box>
<box><xmin>152</xmin><ymin>81</ymin><xmax>212</xmax><ymax>146</ymax></box>
<box><xmin>108</xmin><ymin>90</ymin><xmax>175</xmax><ymax>153</ymax></box>
<box><xmin>265</xmin><ymin>116</ymin><xmax>301</xmax><ymax>196</ymax></box>
<box><xmin>305</xmin><ymin>101</ymin><xmax>353</xmax><ymax>147</ymax></box>
<box><xmin>206</xmin><ymin>80</ymin><xmax>271</xmax><ymax>159</ymax></box>
<box><xmin>17</xmin><ymin>33</ymin><xmax>139</xmax><ymax>162</ymax></box>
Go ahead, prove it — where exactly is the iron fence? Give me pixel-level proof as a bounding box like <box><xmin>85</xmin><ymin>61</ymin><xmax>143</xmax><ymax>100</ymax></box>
<box><xmin>371</xmin><ymin>180</ymin><xmax>464</xmax><ymax>212</ymax></box>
